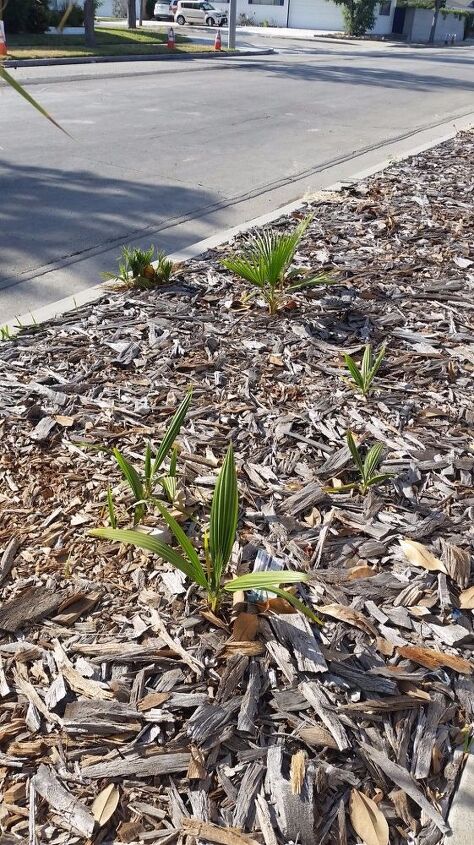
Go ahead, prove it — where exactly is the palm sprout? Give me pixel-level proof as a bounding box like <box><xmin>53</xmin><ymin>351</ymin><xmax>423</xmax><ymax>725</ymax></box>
<box><xmin>222</xmin><ymin>215</ymin><xmax>332</xmax><ymax>314</ymax></box>
<box><xmin>92</xmin><ymin>445</ymin><xmax>321</xmax><ymax>622</ymax></box>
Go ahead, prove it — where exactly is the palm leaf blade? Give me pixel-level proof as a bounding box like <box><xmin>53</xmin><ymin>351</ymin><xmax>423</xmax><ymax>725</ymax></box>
<box><xmin>151</xmin><ymin>391</ymin><xmax>192</xmax><ymax>478</ymax></box>
<box><xmin>346</xmin><ymin>431</ymin><xmax>364</xmax><ymax>475</ymax></box>
<box><xmin>344</xmin><ymin>354</ymin><xmax>364</xmax><ymax>390</ymax></box>
<box><xmin>90</xmin><ymin>528</ymin><xmax>205</xmax><ymax>586</ymax></box>
<box><xmin>155</xmin><ymin>502</ymin><xmax>207</xmax><ymax>588</ymax></box>
<box><xmin>209</xmin><ymin>445</ymin><xmax>239</xmax><ymax>592</ymax></box>
<box><xmin>113</xmin><ymin>449</ymin><xmax>144</xmax><ymax>503</ymax></box>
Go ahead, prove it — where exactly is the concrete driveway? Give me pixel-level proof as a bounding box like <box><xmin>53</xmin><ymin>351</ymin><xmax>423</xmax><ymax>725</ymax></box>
<box><xmin>1</xmin><ymin>40</ymin><xmax>474</xmax><ymax>321</ymax></box>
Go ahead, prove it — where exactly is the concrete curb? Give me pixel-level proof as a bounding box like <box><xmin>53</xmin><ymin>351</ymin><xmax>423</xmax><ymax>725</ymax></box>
<box><xmin>2</xmin><ymin>48</ymin><xmax>273</xmax><ymax>69</ymax></box>
<box><xmin>447</xmin><ymin>752</ymin><xmax>474</xmax><ymax>844</ymax></box>
<box><xmin>4</xmin><ymin>110</ymin><xmax>474</xmax><ymax>335</ymax></box>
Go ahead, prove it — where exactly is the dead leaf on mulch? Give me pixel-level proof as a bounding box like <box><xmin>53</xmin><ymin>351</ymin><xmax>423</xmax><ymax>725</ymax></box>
<box><xmin>349</xmin><ymin>789</ymin><xmax>389</xmax><ymax>845</ymax></box>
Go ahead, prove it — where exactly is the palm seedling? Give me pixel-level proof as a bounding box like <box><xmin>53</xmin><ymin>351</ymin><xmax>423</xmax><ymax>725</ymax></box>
<box><xmin>92</xmin><ymin>445</ymin><xmax>321</xmax><ymax>623</ymax></box>
<box><xmin>0</xmin><ymin>326</ymin><xmax>12</xmax><ymax>342</ymax></box>
<box><xmin>221</xmin><ymin>215</ymin><xmax>332</xmax><ymax>315</ymax></box>
<box><xmin>325</xmin><ymin>431</ymin><xmax>393</xmax><ymax>495</ymax></box>
<box><xmin>111</xmin><ymin>392</ymin><xmax>191</xmax><ymax>525</ymax></box>
<box><xmin>104</xmin><ymin>245</ymin><xmax>174</xmax><ymax>289</ymax></box>
<box><xmin>343</xmin><ymin>343</ymin><xmax>386</xmax><ymax>397</ymax></box>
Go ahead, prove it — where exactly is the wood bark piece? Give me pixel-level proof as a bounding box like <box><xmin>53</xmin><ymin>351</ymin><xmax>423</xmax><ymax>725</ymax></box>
<box><xmin>269</xmin><ymin>613</ymin><xmax>327</xmax><ymax>674</ymax></box>
<box><xmin>299</xmin><ymin>681</ymin><xmax>351</xmax><ymax>751</ymax></box>
<box><xmin>0</xmin><ymin>537</ymin><xmax>20</xmax><ymax>586</ymax></box>
<box><xmin>0</xmin><ymin>586</ymin><xmax>69</xmax><ymax>632</ymax></box>
<box><xmin>31</xmin><ymin>764</ymin><xmax>95</xmax><ymax>838</ymax></box>
<box><xmin>82</xmin><ymin>750</ymin><xmax>191</xmax><ymax>779</ymax></box>
<box><xmin>266</xmin><ymin>745</ymin><xmax>315</xmax><ymax>845</ymax></box>
<box><xmin>359</xmin><ymin>743</ymin><xmax>449</xmax><ymax>834</ymax></box>
<box><xmin>181</xmin><ymin>818</ymin><xmax>261</xmax><ymax>845</ymax></box>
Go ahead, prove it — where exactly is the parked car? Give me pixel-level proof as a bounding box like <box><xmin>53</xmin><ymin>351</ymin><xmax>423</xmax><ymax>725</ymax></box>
<box><xmin>154</xmin><ymin>0</ymin><xmax>173</xmax><ymax>20</ymax></box>
<box><xmin>175</xmin><ymin>1</ymin><xmax>227</xmax><ymax>27</ymax></box>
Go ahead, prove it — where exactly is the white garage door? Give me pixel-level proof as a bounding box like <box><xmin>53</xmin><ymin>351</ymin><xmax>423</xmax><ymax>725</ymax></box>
<box><xmin>288</xmin><ymin>0</ymin><xmax>344</xmax><ymax>30</ymax></box>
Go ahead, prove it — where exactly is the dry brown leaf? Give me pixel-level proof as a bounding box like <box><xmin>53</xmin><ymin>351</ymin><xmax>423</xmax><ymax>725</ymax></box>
<box><xmin>317</xmin><ymin>604</ymin><xmax>378</xmax><ymax>637</ymax></box>
<box><xmin>290</xmin><ymin>750</ymin><xmax>306</xmax><ymax>795</ymax></box>
<box><xmin>349</xmin><ymin>789</ymin><xmax>389</xmax><ymax>845</ymax></box>
<box><xmin>399</xmin><ymin>539</ymin><xmax>447</xmax><ymax>574</ymax></box>
<box><xmin>346</xmin><ymin>564</ymin><xmax>376</xmax><ymax>580</ymax></box>
<box><xmin>53</xmin><ymin>415</ymin><xmax>75</xmax><ymax>427</ymax></box>
<box><xmin>459</xmin><ymin>586</ymin><xmax>474</xmax><ymax>609</ymax></box>
<box><xmin>397</xmin><ymin>645</ymin><xmax>472</xmax><ymax>675</ymax></box>
<box><xmin>91</xmin><ymin>783</ymin><xmax>120</xmax><ymax>827</ymax></box>
<box><xmin>232</xmin><ymin>612</ymin><xmax>259</xmax><ymax>642</ymax></box>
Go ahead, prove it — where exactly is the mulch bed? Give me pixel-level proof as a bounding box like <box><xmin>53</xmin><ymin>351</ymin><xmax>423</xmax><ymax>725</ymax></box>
<box><xmin>0</xmin><ymin>131</ymin><xmax>473</xmax><ymax>845</ymax></box>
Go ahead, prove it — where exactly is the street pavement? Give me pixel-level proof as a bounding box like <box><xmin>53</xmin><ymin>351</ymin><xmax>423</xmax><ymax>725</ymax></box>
<box><xmin>1</xmin><ymin>37</ymin><xmax>474</xmax><ymax>321</ymax></box>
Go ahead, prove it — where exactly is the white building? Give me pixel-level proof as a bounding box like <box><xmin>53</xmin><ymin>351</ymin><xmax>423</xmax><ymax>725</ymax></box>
<box><xmin>97</xmin><ymin>0</ymin><xmax>397</xmax><ymax>33</ymax></box>
<box><xmin>96</xmin><ymin>0</ymin><xmax>469</xmax><ymax>40</ymax></box>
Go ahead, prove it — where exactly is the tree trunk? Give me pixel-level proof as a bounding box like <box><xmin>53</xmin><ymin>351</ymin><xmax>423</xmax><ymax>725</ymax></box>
<box><xmin>139</xmin><ymin>0</ymin><xmax>144</xmax><ymax>26</ymax></box>
<box><xmin>84</xmin><ymin>0</ymin><xmax>96</xmax><ymax>47</ymax></box>
<box><xmin>428</xmin><ymin>1</ymin><xmax>440</xmax><ymax>43</ymax></box>
<box><xmin>128</xmin><ymin>0</ymin><xmax>137</xmax><ymax>28</ymax></box>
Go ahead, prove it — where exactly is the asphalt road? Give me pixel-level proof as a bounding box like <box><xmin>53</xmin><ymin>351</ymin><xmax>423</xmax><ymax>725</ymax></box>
<box><xmin>1</xmin><ymin>38</ymin><xmax>474</xmax><ymax>321</ymax></box>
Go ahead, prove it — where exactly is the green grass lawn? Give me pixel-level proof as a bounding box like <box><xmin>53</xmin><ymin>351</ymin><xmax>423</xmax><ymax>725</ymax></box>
<box><xmin>3</xmin><ymin>27</ymin><xmax>221</xmax><ymax>60</ymax></box>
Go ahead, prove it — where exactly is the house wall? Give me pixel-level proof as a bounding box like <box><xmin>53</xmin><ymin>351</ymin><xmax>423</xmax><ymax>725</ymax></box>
<box><xmin>404</xmin><ymin>7</ymin><xmax>465</xmax><ymax>41</ymax></box>
<box><xmin>94</xmin><ymin>0</ymin><xmax>407</xmax><ymax>39</ymax></box>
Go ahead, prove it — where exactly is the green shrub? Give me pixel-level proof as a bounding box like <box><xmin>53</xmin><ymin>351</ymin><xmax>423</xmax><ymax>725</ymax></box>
<box><xmin>49</xmin><ymin>3</ymin><xmax>85</xmax><ymax>27</ymax></box>
<box><xmin>4</xmin><ymin>0</ymin><xmax>50</xmax><ymax>34</ymax></box>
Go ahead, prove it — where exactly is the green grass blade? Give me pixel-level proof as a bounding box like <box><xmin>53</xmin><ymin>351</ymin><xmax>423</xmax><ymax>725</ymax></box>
<box><xmin>151</xmin><ymin>391</ymin><xmax>192</xmax><ymax>480</ymax></box>
<box><xmin>90</xmin><ymin>528</ymin><xmax>205</xmax><ymax>586</ymax></box>
<box><xmin>113</xmin><ymin>448</ymin><xmax>144</xmax><ymax>503</ymax></box>
<box><xmin>0</xmin><ymin>67</ymin><xmax>71</xmax><ymax>137</ymax></box>
<box><xmin>344</xmin><ymin>354</ymin><xmax>364</xmax><ymax>391</ymax></box>
<box><xmin>209</xmin><ymin>445</ymin><xmax>239</xmax><ymax>594</ymax></box>
<box><xmin>363</xmin><ymin>443</ymin><xmax>384</xmax><ymax>482</ymax></box>
<box><xmin>154</xmin><ymin>502</ymin><xmax>207</xmax><ymax>588</ymax></box>
<box><xmin>346</xmin><ymin>431</ymin><xmax>364</xmax><ymax>475</ymax></box>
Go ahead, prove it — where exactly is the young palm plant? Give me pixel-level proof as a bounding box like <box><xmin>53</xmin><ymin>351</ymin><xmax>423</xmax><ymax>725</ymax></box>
<box><xmin>221</xmin><ymin>215</ymin><xmax>331</xmax><ymax>315</ymax></box>
<box><xmin>104</xmin><ymin>246</ymin><xmax>174</xmax><ymax>289</ymax></box>
<box><xmin>92</xmin><ymin>445</ymin><xmax>321</xmax><ymax>623</ymax></box>
<box><xmin>325</xmin><ymin>431</ymin><xmax>392</xmax><ymax>495</ymax></box>
<box><xmin>343</xmin><ymin>343</ymin><xmax>386</xmax><ymax>397</ymax></box>
<box><xmin>111</xmin><ymin>392</ymin><xmax>191</xmax><ymax>525</ymax></box>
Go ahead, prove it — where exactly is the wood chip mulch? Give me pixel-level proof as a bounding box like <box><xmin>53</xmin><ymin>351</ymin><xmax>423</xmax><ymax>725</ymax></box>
<box><xmin>0</xmin><ymin>131</ymin><xmax>473</xmax><ymax>845</ymax></box>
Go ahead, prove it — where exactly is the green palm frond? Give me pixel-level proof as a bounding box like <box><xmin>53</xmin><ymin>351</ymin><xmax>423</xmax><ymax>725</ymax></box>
<box><xmin>344</xmin><ymin>343</ymin><xmax>386</xmax><ymax>396</ymax></box>
<box><xmin>222</xmin><ymin>216</ymin><xmax>314</xmax><ymax>313</ymax></box>
<box><xmin>0</xmin><ymin>67</ymin><xmax>70</xmax><ymax>136</ymax></box>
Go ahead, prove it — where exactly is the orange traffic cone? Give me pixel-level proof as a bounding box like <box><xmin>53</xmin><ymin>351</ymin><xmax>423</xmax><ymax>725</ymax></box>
<box><xmin>214</xmin><ymin>28</ymin><xmax>221</xmax><ymax>51</ymax></box>
<box><xmin>167</xmin><ymin>27</ymin><xmax>175</xmax><ymax>50</ymax></box>
<box><xmin>0</xmin><ymin>21</ymin><xmax>7</xmax><ymax>57</ymax></box>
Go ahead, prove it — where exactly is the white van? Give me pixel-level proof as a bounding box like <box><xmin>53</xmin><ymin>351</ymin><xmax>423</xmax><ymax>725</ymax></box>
<box><xmin>154</xmin><ymin>1</ymin><xmax>173</xmax><ymax>20</ymax></box>
<box><xmin>175</xmin><ymin>1</ymin><xmax>227</xmax><ymax>27</ymax></box>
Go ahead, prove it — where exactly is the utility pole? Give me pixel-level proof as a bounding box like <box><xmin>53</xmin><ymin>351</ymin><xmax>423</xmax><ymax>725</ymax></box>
<box><xmin>228</xmin><ymin>0</ymin><xmax>236</xmax><ymax>49</ymax></box>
